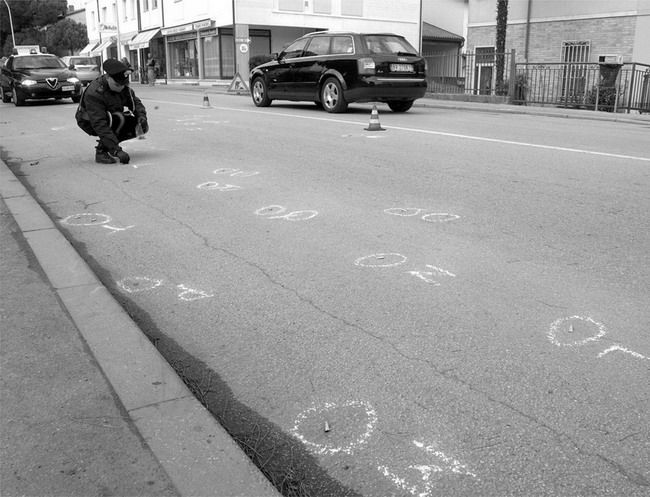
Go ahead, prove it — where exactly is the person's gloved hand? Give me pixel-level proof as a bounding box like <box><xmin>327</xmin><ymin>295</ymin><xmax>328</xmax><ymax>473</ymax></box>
<box><xmin>137</xmin><ymin>116</ymin><xmax>149</xmax><ymax>133</ymax></box>
<box><xmin>109</xmin><ymin>147</ymin><xmax>130</xmax><ymax>164</ymax></box>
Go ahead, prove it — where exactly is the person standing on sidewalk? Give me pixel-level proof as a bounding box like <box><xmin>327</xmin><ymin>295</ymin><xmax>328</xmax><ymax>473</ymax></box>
<box><xmin>146</xmin><ymin>55</ymin><xmax>156</xmax><ymax>86</ymax></box>
<box><xmin>75</xmin><ymin>59</ymin><xmax>149</xmax><ymax>164</ymax></box>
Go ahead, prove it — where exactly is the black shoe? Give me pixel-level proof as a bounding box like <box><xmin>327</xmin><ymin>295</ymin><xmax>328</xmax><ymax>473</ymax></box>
<box><xmin>95</xmin><ymin>149</ymin><xmax>117</xmax><ymax>164</ymax></box>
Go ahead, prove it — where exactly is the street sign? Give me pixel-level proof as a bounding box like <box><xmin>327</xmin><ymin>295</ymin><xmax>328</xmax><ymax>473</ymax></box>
<box><xmin>235</xmin><ymin>37</ymin><xmax>251</xmax><ymax>44</ymax></box>
<box><xmin>228</xmin><ymin>73</ymin><xmax>249</xmax><ymax>93</ymax></box>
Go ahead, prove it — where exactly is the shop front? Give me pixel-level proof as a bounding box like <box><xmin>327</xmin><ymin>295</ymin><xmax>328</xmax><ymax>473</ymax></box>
<box><xmin>162</xmin><ymin>21</ymin><xmax>270</xmax><ymax>83</ymax></box>
<box><xmin>128</xmin><ymin>28</ymin><xmax>165</xmax><ymax>84</ymax></box>
<box><xmin>163</xmin><ymin>20</ymin><xmax>213</xmax><ymax>82</ymax></box>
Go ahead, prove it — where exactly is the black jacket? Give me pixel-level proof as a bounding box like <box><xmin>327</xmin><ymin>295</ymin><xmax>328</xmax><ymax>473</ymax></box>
<box><xmin>76</xmin><ymin>74</ymin><xmax>147</xmax><ymax>150</ymax></box>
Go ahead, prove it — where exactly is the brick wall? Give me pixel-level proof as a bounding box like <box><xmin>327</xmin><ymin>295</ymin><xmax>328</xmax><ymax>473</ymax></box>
<box><xmin>467</xmin><ymin>16</ymin><xmax>636</xmax><ymax>63</ymax></box>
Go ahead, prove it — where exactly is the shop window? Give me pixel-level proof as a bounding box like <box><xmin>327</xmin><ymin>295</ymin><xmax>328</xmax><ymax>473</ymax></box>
<box><xmin>169</xmin><ymin>37</ymin><xmax>198</xmax><ymax>78</ymax></box>
<box><xmin>203</xmin><ymin>36</ymin><xmax>220</xmax><ymax>78</ymax></box>
<box><xmin>249</xmin><ymin>30</ymin><xmax>271</xmax><ymax>59</ymax></box>
<box><xmin>220</xmin><ymin>33</ymin><xmax>234</xmax><ymax>78</ymax></box>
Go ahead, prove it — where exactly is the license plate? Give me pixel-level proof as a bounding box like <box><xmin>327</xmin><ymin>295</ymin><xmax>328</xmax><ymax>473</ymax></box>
<box><xmin>62</xmin><ymin>85</ymin><xmax>73</xmax><ymax>91</ymax></box>
<box><xmin>390</xmin><ymin>64</ymin><xmax>414</xmax><ymax>73</ymax></box>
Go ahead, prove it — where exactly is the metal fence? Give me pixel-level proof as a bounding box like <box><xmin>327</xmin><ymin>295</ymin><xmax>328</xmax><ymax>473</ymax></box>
<box><xmin>513</xmin><ymin>62</ymin><xmax>650</xmax><ymax>113</ymax></box>
<box><xmin>423</xmin><ymin>50</ymin><xmax>650</xmax><ymax>114</ymax></box>
<box><xmin>423</xmin><ymin>50</ymin><xmax>514</xmax><ymax>96</ymax></box>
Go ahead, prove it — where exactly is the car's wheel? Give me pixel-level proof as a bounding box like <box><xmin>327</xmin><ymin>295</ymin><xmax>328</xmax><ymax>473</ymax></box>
<box><xmin>251</xmin><ymin>77</ymin><xmax>272</xmax><ymax>107</ymax></box>
<box><xmin>321</xmin><ymin>78</ymin><xmax>347</xmax><ymax>113</ymax></box>
<box><xmin>12</xmin><ymin>86</ymin><xmax>25</xmax><ymax>106</ymax></box>
<box><xmin>1</xmin><ymin>88</ymin><xmax>10</xmax><ymax>103</ymax></box>
<box><xmin>71</xmin><ymin>95</ymin><xmax>81</xmax><ymax>103</ymax></box>
<box><xmin>387</xmin><ymin>100</ymin><xmax>414</xmax><ymax>112</ymax></box>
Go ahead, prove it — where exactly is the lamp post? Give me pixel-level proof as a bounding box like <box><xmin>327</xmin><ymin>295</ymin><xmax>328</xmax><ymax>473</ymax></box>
<box><xmin>115</xmin><ymin>0</ymin><xmax>122</xmax><ymax>60</ymax></box>
<box><xmin>232</xmin><ymin>0</ymin><xmax>237</xmax><ymax>76</ymax></box>
<box><xmin>2</xmin><ymin>0</ymin><xmax>16</xmax><ymax>48</ymax></box>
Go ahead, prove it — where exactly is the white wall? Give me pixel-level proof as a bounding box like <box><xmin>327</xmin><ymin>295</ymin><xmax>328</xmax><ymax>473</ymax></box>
<box><xmin>469</xmin><ymin>0</ymin><xmax>646</xmax><ymax>24</ymax></box>
<box><xmin>236</xmin><ymin>0</ymin><xmax>423</xmax><ymax>48</ymax></box>
<box><xmin>422</xmin><ymin>0</ymin><xmax>467</xmax><ymax>37</ymax></box>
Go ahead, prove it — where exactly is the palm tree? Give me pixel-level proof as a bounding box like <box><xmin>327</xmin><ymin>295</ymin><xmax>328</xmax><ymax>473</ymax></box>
<box><xmin>495</xmin><ymin>0</ymin><xmax>508</xmax><ymax>95</ymax></box>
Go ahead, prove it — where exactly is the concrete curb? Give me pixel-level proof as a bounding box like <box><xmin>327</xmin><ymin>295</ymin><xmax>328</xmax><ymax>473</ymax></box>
<box><xmin>0</xmin><ymin>160</ymin><xmax>280</xmax><ymax>497</ymax></box>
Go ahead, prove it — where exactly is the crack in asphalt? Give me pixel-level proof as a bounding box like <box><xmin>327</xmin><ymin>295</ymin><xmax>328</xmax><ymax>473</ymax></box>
<box><xmin>79</xmin><ymin>184</ymin><xmax>648</xmax><ymax>489</ymax></box>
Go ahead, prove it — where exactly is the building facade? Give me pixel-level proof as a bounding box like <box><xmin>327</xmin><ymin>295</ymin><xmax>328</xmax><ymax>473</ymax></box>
<box><xmin>466</xmin><ymin>0</ymin><xmax>650</xmax><ymax>64</ymax></box>
<box><xmin>82</xmin><ymin>0</ymin><xmax>423</xmax><ymax>85</ymax></box>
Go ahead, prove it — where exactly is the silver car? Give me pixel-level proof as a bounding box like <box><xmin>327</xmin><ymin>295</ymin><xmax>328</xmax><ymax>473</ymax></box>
<box><xmin>62</xmin><ymin>56</ymin><xmax>101</xmax><ymax>86</ymax></box>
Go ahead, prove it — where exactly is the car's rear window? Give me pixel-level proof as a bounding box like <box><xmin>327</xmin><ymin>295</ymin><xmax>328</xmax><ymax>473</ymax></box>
<box><xmin>14</xmin><ymin>56</ymin><xmax>66</xmax><ymax>70</ymax></box>
<box><xmin>331</xmin><ymin>36</ymin><xmax>354</xmax><ymax>54</ymax></box>
<box><xmin>70</xmin><ymin>58</ymin><xmax>96</xmax><ymax>65</ymax></box>
<box><xmin>364</xmin><ymin>35</ymin><xmax>418</xmax><ymax>56</ymax></box>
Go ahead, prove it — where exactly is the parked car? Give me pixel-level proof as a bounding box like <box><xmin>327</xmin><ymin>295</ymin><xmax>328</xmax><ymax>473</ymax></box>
<box><xmin>1</xmin><ymin>53</ymin><xmax>82</xmax><ymax>106</ymax></box>
<box><xmin>250</xmin><ymin>31</ymin><xmax>427</xmax><ymax>113</ymax></box>
<box><xmin>61</xmin><ymin>56</ymin><xmax>101</xmax><ymax>86</ymax></box>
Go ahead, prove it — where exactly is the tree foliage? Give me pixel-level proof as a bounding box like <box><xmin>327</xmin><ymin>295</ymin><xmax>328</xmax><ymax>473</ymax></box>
<box><xmin>1</xmin><ymin>0</ymin><xmax>69</xmax><ymax>56</ymax></box>
<box><xmin>495</xmin><ymin>0</ymin><xmax>509</xmax><ymax>95</ymax></box>
<box><xmin>46</xmin><ymin>18</ymin><xmax>88</xmax><ymax>56</ymax></box>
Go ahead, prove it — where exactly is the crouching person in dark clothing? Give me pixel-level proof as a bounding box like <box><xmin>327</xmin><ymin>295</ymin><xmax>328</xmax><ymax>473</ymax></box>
<box><xmin>76</xmin><ymin>59</ymin><xmax>148</xmax><ymax>164</ymax></box>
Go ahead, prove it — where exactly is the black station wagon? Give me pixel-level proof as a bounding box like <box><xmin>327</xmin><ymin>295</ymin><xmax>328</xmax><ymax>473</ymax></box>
<box><xmin>250</xmin><ymin>31</ymin><xmax>427</xmax><ymax>113</ymax></box>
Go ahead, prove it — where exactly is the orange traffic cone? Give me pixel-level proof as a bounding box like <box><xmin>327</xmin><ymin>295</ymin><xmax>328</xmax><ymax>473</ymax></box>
<box><xmin>201</xmin><ymin>91</ymin><xmax>211</xmax><ymax>109</ymax></box>
<box><xmin>365</xmin><ymin>105</ymin><xmax>385</xmax><ymax>131</ymax></box>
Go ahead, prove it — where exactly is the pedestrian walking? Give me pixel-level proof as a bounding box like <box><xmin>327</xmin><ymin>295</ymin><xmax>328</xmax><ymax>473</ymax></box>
<box><xmin>75</xmin><ymin>59</ymin><xmax>149</xmax><ymax>164</ymax></box>
<box><xmin>146</xmin><ymin>55</ymin><xmax>156</xmax><ymax>86</ymax></box>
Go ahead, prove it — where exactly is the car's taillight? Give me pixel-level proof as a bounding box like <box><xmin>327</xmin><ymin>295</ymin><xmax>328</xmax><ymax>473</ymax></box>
<box><xmin>357</xmin><ymin>58</ymin><xmax>376</xmax><ymax>75</ymax></box>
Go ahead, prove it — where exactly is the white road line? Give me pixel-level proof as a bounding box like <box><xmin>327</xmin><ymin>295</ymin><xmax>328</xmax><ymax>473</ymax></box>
<box><xmin>144</xmin><ymin>99</ymin><xmax>650</xmax><ymax>163</ymax></box>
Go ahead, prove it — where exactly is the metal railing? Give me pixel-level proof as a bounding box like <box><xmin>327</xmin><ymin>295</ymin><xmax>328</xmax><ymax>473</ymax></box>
<box><xmin>423</xmin><ymin>50</ymin><xmax>650</xmax><ymax>113</ymax></box>
<box><xmin>423</xmin><ymin>51</ymin><xmax>513</xmax><ymax>96</ymax></box>
<box><xmin>513</xmin><ymin>62</ymin><xmax>650</xmax><ymax>113</ymax></box>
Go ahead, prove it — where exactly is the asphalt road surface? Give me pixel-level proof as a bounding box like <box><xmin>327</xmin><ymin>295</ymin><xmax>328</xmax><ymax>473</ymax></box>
<box><xmin>2</xmin><ymin>88</ymin><xmax>649</xmax><ymax>496</ymax></box>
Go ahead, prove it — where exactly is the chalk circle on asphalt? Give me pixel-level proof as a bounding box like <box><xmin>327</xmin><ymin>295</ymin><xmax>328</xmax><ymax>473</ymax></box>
<box><xmin>197</xmin><ymin>182</ymin><xmax>242</xmax><ymax>191</ymax></box>
<box><xmin>291</xmin><ymin>400</ymin><xmax>378</xmax><ymax>456</ymax></box>
<box><xmin>213</xmin><ymin>168</ymin><xmax>259</xmax><ymax>177</ymax></box>
<box><xmin>117</xmin><ymin>276</ymin><xmax>163</xmax><ymax>293</ymax></box>
<box><xmin>384</xmin><ymin>208</ymin><xmax>424</xmax><ymax>217</ymax></box>
<box><xmin>355</xmin><ymin>253</ymin><xmax>407</xmax><ymax>268</ymax></box>
<box><xmin>61</xmin><ymin>213</ymin><xmax>111</xmax><ymax>226</ymax></box>
<box><xmin>255</xmin><ymin>205</ymin><xmax>318</xmax><ymax>221</ymax></box>
<box><xmin>422</xmin><ymin>213</ymin><xmax>461</xmax><ymax>222</ymax></box>
<box><xmin>548</xmin><ymin>316</ymin><xmax>607</xmax><ymax>347</ymax></box>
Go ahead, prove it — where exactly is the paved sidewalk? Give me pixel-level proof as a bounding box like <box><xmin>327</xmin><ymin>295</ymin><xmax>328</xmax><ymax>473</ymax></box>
<box><xmin>0</xmin><ymin>160</ymin><xmax>280</xmax><ymax>497</ymax></box>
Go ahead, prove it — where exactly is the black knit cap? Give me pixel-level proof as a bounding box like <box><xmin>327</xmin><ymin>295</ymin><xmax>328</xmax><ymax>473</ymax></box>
<box><xmin>103</xmin><ymin>59</ymin><xmax>130</xmax><ymax>84</ymax></box>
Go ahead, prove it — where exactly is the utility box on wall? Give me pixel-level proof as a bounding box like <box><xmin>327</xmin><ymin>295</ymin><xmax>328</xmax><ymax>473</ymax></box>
<box><xmin>598</xmin><ymin>54</ymin><xmax>623</xmax><ymax>65</ymax></box>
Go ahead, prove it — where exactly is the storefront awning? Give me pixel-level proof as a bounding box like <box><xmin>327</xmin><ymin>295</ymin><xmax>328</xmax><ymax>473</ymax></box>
<box><xmin>89</xmin><ymin>39</ymin><xmax>115</xmax><ymax>56</ymax></box>
<box><xmin>128</xmin><ymin>29</ymin><xmax>160</xmax><ymax>50</ymax></box>
<box><xmin>79</xmin><ymin>42</ymin><xmax>97</xmax><ymax>55</ymax></box>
